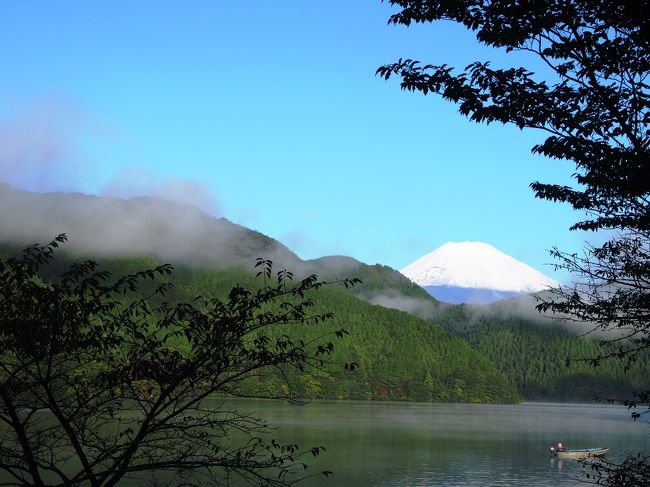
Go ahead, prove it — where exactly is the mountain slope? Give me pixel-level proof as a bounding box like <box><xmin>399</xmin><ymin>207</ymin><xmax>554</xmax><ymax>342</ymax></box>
<box><xmin>0</xmin><ymin>184</ymin><xmax>517</xmax><ymax>403</ymax></box>
<box><xmin>0</xmin><ymin>245</ymin><xmax>519</xmax><ymax>403</ymax></box>
<box><xmin>400</xmin><ymin>242</ymin><xmax>559</xmax><ymax>304</ymax></box>
<box><xmin>435</xmin><ymin>305</ymin><xmax>650</xmax><ymax>401</ymax></box>
<box><xmin>171</xmin><ymin>265</ymin><xmax>518</xmax><ymax>402</ymax></box>
<box><xmin>0</xmin><ymin>182</ymin><xmax>301</xmax><ymax>270</ymax></box>
<box><xmin>0</xmin><ymin>183</ymin><xmax>437</xmax><ymax>308</ymax></box>
<box><xmin>5</xmin><ymin>185</ymin><xmax>644</xmax><ymax>402</ymax></box>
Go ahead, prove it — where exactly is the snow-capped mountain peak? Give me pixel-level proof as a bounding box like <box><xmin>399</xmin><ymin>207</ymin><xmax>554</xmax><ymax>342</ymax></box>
<box><xmin>400</xmin><ymin>242</ymin><xmax>558</xmax><ymax>295</ymax></box>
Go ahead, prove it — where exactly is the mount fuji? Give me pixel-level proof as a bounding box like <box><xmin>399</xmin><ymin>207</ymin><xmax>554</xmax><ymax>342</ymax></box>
<box><xmin>400</xmin><ymin>242</ymin><xmax>559</xmax><ymax>304</ymax></box>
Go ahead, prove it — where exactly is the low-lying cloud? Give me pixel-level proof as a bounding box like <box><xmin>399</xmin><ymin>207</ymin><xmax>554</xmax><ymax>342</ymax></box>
<box><xmin>0</xmin><ymin>95</ymin><xmax>88</xmax><ymax>191</ymax></box>
<box><xmin>368</xmin><ymin>291</ymin><xmax>441</xmax><ymax>320</ymax></box>
<box><xmin>0</xmin><ymin>96</ymin><xmax>281</xmax><ymax>270</ymax></box>
<box><xmin>101</xmin><ymin>167</ymin><xmax>221</xmax><ymax>217</ymax></box>
<box><xmin>367</xmin><ymin>286</ymin><xmax>613</xmax><ymax>339</ymax></box>
<box><xmin>0</xmin><ymin>96</ymin><xmax>220</xmax><ymax>218</ymax></box>
<box><xmin>0</xmin><ymin>183</ymin><xmax>299</xmax><ymax>272</ymax></box>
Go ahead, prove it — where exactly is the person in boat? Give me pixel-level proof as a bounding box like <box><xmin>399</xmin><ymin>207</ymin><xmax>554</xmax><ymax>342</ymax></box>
<box><xmin>556</xmin><ymin>442</ymin><xmax>567</xmax><ymax>452</ymax></box>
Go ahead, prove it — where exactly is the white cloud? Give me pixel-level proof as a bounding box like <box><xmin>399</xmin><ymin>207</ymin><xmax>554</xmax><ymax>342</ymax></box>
<box><xmin>0</xmin><ymin>95</ymin><xmax>221</xmax><ymax>216</ymax></box>
<box><xmin>101</xmin><ymin>166</ymin><xmax>221</xmax><ymax>216</ymax></box>
<box><xmin>0</xmin><ymin>94</ymin><xmax>89</xmax><ymax>191</ymax></box>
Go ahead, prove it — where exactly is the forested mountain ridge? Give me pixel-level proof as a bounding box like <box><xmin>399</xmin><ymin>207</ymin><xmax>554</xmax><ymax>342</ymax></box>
<box><xmin>0</xmin><ymin>184</ymin><xmax>521</xmax><ymax>402</ymax></box>
<box><xmin>0</xmin><ymin>182</ymin><xmax>302</xmax><ymax>270</ymax></box>
<box><xmin>2</xmin><ymin>184</ymin><xmax>647</xmax><ymax>403</ymax></box>
<box><xmin>435</xmin><ymin>305</ymin><xmax>650</xmax><ymax>401</ymax></box>
<box><xmin>0</xmin><ymin>183</ymin><xmax>429</xmax><ymax>301</ymax></box>
<box><xmin>0</xmin><ymin>247</ymin><xmax>519</xmax><ymax>403</ymax></box>
<box><xmin>176</xmin><ymin>265</ymin><xmax>518</xmax><ymax>402</ymax></box>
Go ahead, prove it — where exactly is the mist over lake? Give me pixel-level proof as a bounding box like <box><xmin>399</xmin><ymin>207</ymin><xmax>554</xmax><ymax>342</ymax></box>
<box><xmin>1</xmin><ymin>1</ymin><xmax>648</xmax><ymax>485</ymax></box>
<box><xmin>227</xmin><ymin>400</ymin><xmax>649</xmax><ymax>487</ymax></box>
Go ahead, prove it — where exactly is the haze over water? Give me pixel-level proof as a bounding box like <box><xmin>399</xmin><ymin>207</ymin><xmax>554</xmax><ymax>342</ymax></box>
<box><xmin>234</xmin><ymin>400</ymin><xmax>650</xmax><ymax>487</ymax></box>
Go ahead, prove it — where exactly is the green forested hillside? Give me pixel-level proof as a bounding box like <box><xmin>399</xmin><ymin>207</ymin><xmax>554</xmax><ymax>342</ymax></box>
<box><xmin>6</xmin><ymin>247</ymin><xmax>519</xmax><ymax>404</ymax></box>
<box><xmin>304</xmin><ymin>259</ymin><xmax>650</xmax><ymax>402</ymax></box>
<box><xmin>3</xmin><ymin>186</ymin><xmax>644</xmax><ymax>404</ymax></box>
<box><xmin>435</xmin><ymin>306</ymin><xmax>650</xmax><ymax>401</ymax></box>
<box><xmin>4</xmin><ymin>237</ymin><xmax>647</xmax><ymax>403</ymax></box>
<box><xmin>159</xmin><ymin>264</ymin><xmax>519</xmax><ymax>403</ymax></box>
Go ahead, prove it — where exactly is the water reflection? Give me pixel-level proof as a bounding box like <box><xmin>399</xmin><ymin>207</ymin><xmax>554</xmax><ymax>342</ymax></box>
<box><xmin>2</xmin><ymin>401</ymin><xmax>645</xmax><ymax>486</ymax></box>
<box><xmin>231</xmin><ymin>400</ymin><xmax>649</xmax><ymax>487</ymax></box>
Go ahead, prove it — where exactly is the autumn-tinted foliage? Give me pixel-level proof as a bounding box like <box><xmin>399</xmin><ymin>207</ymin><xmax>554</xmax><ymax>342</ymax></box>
<box><xmin>0</xmin><ymin>235</ymin><xmax>354</xmax><ymax>486</ymax></box>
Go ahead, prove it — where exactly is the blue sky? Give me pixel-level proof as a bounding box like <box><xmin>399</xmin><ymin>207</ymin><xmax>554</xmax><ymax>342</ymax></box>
<box><xmin>0</xmin><ymin>1</ymin><xmax>589</xmax><ymax>280</ymax></box>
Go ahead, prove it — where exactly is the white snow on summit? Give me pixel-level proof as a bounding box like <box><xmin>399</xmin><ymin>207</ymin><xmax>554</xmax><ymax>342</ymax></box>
<box><xmin>400</xmin><ymin>242</ymin><xmax>559</xmax><ymax>293</ymax></box>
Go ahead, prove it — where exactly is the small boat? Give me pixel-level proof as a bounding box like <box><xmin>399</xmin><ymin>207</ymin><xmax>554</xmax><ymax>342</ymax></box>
<box><xmin>549</xmin><ymin>446</ymin><xmax>609</xmax><ymax>459</ymax></box>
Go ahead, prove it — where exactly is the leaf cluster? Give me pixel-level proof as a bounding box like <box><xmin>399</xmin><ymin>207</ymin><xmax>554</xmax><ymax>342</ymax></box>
<box><xmin>379</xmin><ymin>0</ymin><xmax>649</xmax><ymax>233</ymax></box>
<box><xmin>378</xmin><ymin>0</ymin><xmax>650</xmax><ymax>360</ymax></box>
<box><xmin>537</xmin><ymin>236</ymin><xmax>650</xmax><ymax>364</ymax></box>
<box><xmin>0</xmin><ymin>237</ymin><xmax>351</xmax><ymax>486</ymax></box>
<box><xmin>579</xmin><ymin>453</ymin><xmax>650</xmax><ymax>487</ymax></box>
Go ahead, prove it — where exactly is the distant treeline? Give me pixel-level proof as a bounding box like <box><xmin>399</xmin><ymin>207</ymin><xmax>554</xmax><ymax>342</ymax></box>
<box><xmin>7</xmin><ymin>244</ymin><xmax>640</xmax><ymax>404</ymax></box>
<box><xmin>3</xmin><ymin>247</ymin><xmax>519</xmax><ymax>404</ymax></box>
<box><xmin>167</xmin><ymin>265</ymin><xmax>519</xmax><ymax>403</ymax></box>
<box><xmin>435</xmin><ymin>306</ymin><xmax>650</xmax><ymax>401</ymax></box>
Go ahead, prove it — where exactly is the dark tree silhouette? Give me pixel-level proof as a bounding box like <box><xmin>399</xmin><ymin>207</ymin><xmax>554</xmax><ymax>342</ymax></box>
<box><xmin>377</xmin><ymin>1</ymin><xmax>648</xmax><ymax>483</ymax></box>
<box><xmin>0</xmin><ymin>235</ymin><xmax>357</xmax><ymax>486</ymax></box>
<box><xmin>377</xmin><ymin>0</ymin><xmax>649</xmax><ymax>362</ymax></box>
<box><xmin>580</xmin><ymin>453</ymin><xmax>650</xmax><ymax>487</ymax></box>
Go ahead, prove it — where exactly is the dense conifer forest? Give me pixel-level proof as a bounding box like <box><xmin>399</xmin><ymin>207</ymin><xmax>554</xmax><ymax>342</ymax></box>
<box><xmin>3</xmin><ymin>241</ymin><xmax>647</xmax><ymax>404</ymax></box>
<box><xmin>140</xmin><ymin>262</ymin><xmax>521</xmax><ymax>403</ymax></box>
<box><xmin>436</xmin><ymin>307</ymin><xmax>650</xmax><ymax>401</ymax></box>
<box><xmin>1</xmin><ymin>246</ymin><xmax>518</xmax><ymax>404</ymax></box>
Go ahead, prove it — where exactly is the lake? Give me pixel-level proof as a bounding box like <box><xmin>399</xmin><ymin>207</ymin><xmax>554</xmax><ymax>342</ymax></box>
<box><xmin>3</xmin><ymin>400</ymin><xmax>647</xmax><ymax>486</ymax></box>
<box><xmin>235</xmin><ymin>400</ymin><xmax>650</xmax><ymax>486</ymax></box>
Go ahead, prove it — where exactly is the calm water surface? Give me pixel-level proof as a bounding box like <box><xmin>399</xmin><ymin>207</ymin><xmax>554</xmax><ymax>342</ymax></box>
<box><xmin>235</xmin><ymin>400</ymin><xmax>650</xmax><ymax>487</ymax></box>
<box><xmin>5</xmin><ymin>401</ymin><xmax>646</xmax><ymax>486</ymax></box>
